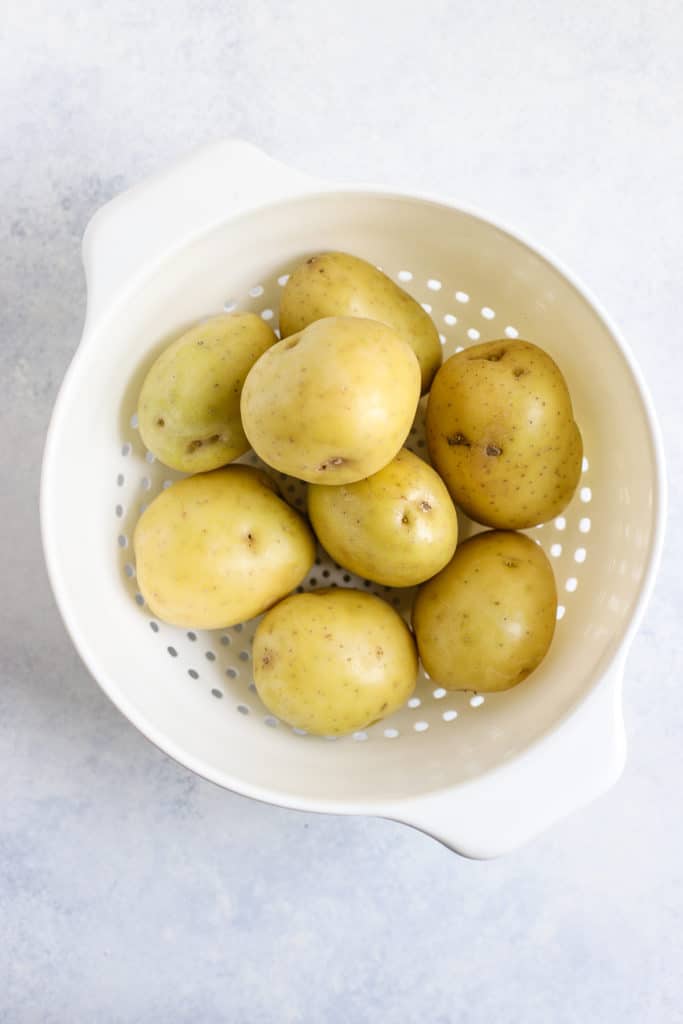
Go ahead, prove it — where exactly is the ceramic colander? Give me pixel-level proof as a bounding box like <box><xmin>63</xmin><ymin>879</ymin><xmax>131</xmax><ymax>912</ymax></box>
<box><xmin>40</xmin><ymin>140</ymin><xmax>666</xmax><ymax>858</ymax></box>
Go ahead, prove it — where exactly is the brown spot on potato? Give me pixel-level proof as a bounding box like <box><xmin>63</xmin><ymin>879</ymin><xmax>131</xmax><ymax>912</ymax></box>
<box><xmin>156</xmin><ymin>417</ymin><xmax>165</xmax><ymax>427</ymax></box>
<box><xmin>486</xmin><ymin>444</ymin><xmax>503</xmax><ymax>456</ymax></box>
<box><xmin>376</xmin><ymin>646</ymin><xmax>384</xmax><ymax>659</ymax></box>
<box><xmin>418</xmin><ymin>500</ymin><xmax>432</xmax><ymax>512</ymax></box>
<box><xmin>470</xmin><ymin>350</ymin><xmax>505</xmax><ymax>362</ymax></box>
<box><xmin>513</xmin><ymin>367</ymin><xmax>527</xmax><ymax>378</ymax></box>
<box><xmin>446</xmin><ymin>432</ymin><xmax>470</xmax><ymax>447</ymax></box>
<box><xmin>187</xmin><ymin>439</ymin><xmax>203</xmax><ymax>452</ymax></box>
<box><xmin>283</xmin><ymin>337</ymin><xmax>300</xmax><ymax>350</ymax></box>
<box><xmin>318</xmin><ymin>457</ymin><xmax>346</xmax><ymax>471</ymax></box>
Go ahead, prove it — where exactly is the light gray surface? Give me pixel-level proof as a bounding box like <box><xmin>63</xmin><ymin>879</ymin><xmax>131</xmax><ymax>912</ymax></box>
<box><xmin>2</xmin><ymin>1</ymin><xmax>682</xmax><ymax>1021</ymax></box>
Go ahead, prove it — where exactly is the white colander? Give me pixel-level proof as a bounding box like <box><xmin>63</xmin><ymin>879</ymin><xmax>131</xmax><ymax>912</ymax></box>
<box><xmin>41</xmin><ymin>140</ymin><xmax>666</xmax><ymax>858</ymax></box>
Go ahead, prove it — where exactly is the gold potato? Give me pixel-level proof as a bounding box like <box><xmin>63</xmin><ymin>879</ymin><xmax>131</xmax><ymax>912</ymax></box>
<box><xmin>308</xmin><ymin>448</ymin><xmax>458</xmax><ymax>587</ymax></box>
<box><xmin>279</xmin><ymin>251</ymin><xmax>442</xmax><ymax>393</ymax></box>
<box><xmin>138</xmin><ymin>313</ymin><xmax>276</xmax><ymax>472</ymax></box>
<box><xmin>241</xmin><ymin>316</ymin><xmax>421</xmax><ymax>485</ymax></box>
<box><xmin>412</xmin><ymin>530</ymin><xmax>557</xmax><ymax>692</ymax></box>
<box><xmin>134</xmin><ymin>466</ymin><xmax>315</xmax><ymax>629</ymax></box>
<box><xmin>426</xmin><ymin>339</ymin><xmax>583</xmax><ymax>529</ymax></box>
<box><xmin>253</xmin><ymin>589</ymin><xmax>418</xmax><ymax>736</ymax></box>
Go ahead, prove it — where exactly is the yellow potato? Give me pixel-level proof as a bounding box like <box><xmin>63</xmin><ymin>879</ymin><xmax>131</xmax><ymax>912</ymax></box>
<box><xmin>308</xmin><ymin>448</ymin><xmax>458</xmax><ymax>587</ymax></box>
<box><xmin>426</xmin><ymin>339</ymin><xmax>582</xmax><ymax>528</ymax></box>
<box><xmin>138</xmin><ymin>313</ymin><xmax>276</xmax><ymax>472</ymax></box>
<box><xmin>134</xmin><ymin>466</ymin><xmax>315</xmax><ymax>629</ymax></box>
<box><xmin>241</xmin><ymin>316</ymin><xmax>420</xmax><ymax>484</ymax></box>
<box><xmin>412</xmin><ymin>531</ymin><xmax>557</xmax><ymax>692</ymax></box>
<box><xmin>253</xmin><ymin>589</ymin><xmax>418</xmax><ymax>736</ymax></box>
<box><xmin>279</xmin><ymin>252</ymin><xmax>442</xmax><ymax>393</ymax></box>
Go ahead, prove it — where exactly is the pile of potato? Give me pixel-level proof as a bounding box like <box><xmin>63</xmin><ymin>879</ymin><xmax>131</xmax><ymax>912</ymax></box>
<box><xmin>134</xmin><ymin>252</ymin><xmax>582</xmax><ymax>736</ymax></box>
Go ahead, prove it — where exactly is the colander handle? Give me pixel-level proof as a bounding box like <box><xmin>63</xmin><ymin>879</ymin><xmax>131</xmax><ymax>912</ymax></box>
<box><xmin>393</xmin><ymin>656</ymin><xmax>627</xmax><ymax>859</ymax></box>
<box><xmin>81</xmin><ymin>140</ymin><xmax>315</xmax><ymax>330</ymax></box>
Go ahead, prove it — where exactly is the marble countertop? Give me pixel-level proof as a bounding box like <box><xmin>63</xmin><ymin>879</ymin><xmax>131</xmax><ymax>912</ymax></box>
<box><xmin>3</xmin><ymin>1</ymin><xmax>682</xmax><ymax>1020</ymax></box>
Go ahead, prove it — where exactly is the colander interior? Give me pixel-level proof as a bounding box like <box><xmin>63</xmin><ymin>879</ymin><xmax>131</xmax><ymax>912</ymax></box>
<box><xmin>44</xmin><ymin>191</ymin><xmax>658</xmax><ymax>808</ymax></box>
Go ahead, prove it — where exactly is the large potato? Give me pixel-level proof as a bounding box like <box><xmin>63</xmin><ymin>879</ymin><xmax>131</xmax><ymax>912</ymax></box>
<box><xmin>279</xmin><ymin>252</ymin><xmax>442</xmax><ymax>393</ymax></box>
<box><xmin>134</xmin><ymin>466</ymin><xmax>315</xmax><ymax>628</ymax></box>
<box><xmin>253</xmin><ymin>589</ymin><xmax>417</xmax><ymax>735</ymax></box>
<box><xmin>138</xmin><ymin>313</ymin><xmax>276</xmax><ymax>472</ymax></box>
<box><xmin>426</xmin><ymin>339</ymin><xmax>582</xmax><ymax>528</ymax></box>
<box><xmin>412</xmin><ymin>531</ymin><xmax>557</xmax><ymax>692</ymax></box>
<box><xmin>308</xmin><ymin>448</ymin><xmax>458</xmax><ymax>587</ymax></box>
<box><xmin>241</xmin><ymin>316</ymin><xmax>421</xmax><ymax>484</ymax></box>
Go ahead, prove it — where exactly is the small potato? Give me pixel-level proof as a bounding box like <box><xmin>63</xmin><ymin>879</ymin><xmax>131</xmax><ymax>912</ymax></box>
<box><xmin>241</xmin><ymin>316</ymin><xmax>421</xmax><ymax>485</ymax></box>
<box><xmin>426</xmin><ymin>339</ymin><xmax>583</xmax><ymax>528</ymax></box>
<box><xmin>412</xmin><ymin>531</ymin><xmax>557</xmax><ymax>692</ymax></box>
<box><xmin>253</xmin><ymin>589</ymin><xmax>418</xmax><ymax>736</ymax></box>
<box><xmin>138</xmin><ymin>313</ymin><xmax>277</xmax><ymax>472</ymax></box>
<box><xmin>134</xmin><ymin>466</ymin><xmax>315</xmax><ymax>629</ymax></box>
<box><xmin>279</xmin><ymin>251</ymin><xmax>442</xmax><ymax>393</ymax></box>
<box><xmin>308</xmin><ymin>448</ymin><xmax>458</xmax><ymax>587</ymax></box>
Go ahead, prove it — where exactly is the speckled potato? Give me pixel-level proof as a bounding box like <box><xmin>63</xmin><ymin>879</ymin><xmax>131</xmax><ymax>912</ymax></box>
<box><xmin>308</xmin><ymin>448</ymin><xmax>458</xmax><ymax>587</ymax></box>
<box><xmin>138</xmin><ymin>313</ymin><xmax>277</xmax><ymax>472</ymax></box>
<box><xmin>134</xmin><ymin>466</ymin><xmax>315</xmax><ymax>629</ymax></box>
<box><xmin>241</xmin><ymin>316</ymin><xmax>421</xmax><ymax>484</ymax></box>
<box><xmin>426</xmin><ymin>339</ymin><xmax>583</xmax><ymax>528</ymax></box>
<box><xmin>279</xmin><ymin>252</ymin><xmax>442</xmax><ymax>393</ymax></box>
<box><xmin>413</xmin><ymin>531</ymin><xmax>557</xmax><ymax>692</ymax></box>
<box><xmin>253</xmin><ymin>589</ymin><xmax>418</xmax><ymax>736</ymax></box>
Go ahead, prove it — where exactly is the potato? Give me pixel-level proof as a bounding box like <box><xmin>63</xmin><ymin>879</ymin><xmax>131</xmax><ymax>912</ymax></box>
<box><xmin>412</xmin><ymin>531</ymin><xmax>557</xmax><ymax>692</ymax></box>
<box><xmin>138</xmin><ymin>313</ymin><xmax>276</xmax><ymax>472</ymax></box>
<box><xmin>279</xmin><ymin>252</ymin><xmax>442</xmax><ymax>393</ymax></box>
<box><xmin>241</xmin><ymin>316</ymin><xmax>421</xmax><ymax>484</ymax></box>
<box><xmin>253</xmin><ymin>589</ymin><xmax>417</xmax><ymax>735</ymax></box>
<box><xmin>134</xmin><ymin>466</ymin><xmax>315</xmax><ymax>629</ymax></box>
<box><xmin>426</xmin><ymin>339</ymin><xmax>583</xmax><ymax>528</ymax></box>
<box><xmin>308</xmin><ymin>448</ymin><xmax>458</xmax><ymax>587</ymax></box>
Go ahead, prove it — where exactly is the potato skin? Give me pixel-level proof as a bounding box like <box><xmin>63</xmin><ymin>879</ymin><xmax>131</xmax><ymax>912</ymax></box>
<box><xmin>279</xmin><ymin>252</ymin><xmax>442</xmax><ymax>393</ymax></box>
<box><xmin>253</xmin><ymin>589</ymin><xmax>418</xmax><ymax>736</ymax></box>
<box><xmin>138</xmin><ymin>313</ymin><xmax>276</xmax><ymax>473</ymax></box>
<box><xmin>308</xmin><ymin>448</ymin><xmax>458</xmax><ymax>587</ymax></box>
<box><xmin>241</xmin><ymin>316</ymin><xmax>421</xmax><ymax>485</ymax></box>
<box><xmin>412</xmin><ymin>530</ymin><xmax>557</xmax><ymax>692</ymax></box>
<box><xmin>426</xmin><ymin>339</ymin><xmax>582</xmax><ymax>528</ymax></box>
<box><xmin>134</xmin><ymin>466</ymin><xmax>315</xmax><ymax>629</ymax></box>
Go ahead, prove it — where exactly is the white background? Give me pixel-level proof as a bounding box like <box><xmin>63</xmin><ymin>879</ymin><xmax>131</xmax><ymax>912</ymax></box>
<box><xmin>3</xmin><ymin>1</ymin><xmax>682</xmax><ymax>1020</ymax></box>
